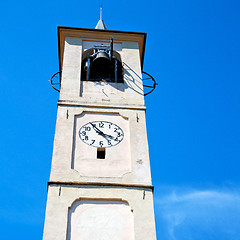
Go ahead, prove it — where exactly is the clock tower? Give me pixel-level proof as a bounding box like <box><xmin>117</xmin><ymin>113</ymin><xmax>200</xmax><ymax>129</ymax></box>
<box><xmin>43</xmin><ymin>21</ymin><xmax>157</xmax><ymax>240</ymax></box>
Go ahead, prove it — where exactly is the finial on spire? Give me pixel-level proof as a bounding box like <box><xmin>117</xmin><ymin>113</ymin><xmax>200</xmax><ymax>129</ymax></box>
<box><xmin>95</xmin><ymin>5</ymin><xmax>108</xmax><ymax>30</ymax></box>
<box><xmin>100</xmin><ymin>5</ymin><xmax>102</xmax><ymax>20</ymax></box>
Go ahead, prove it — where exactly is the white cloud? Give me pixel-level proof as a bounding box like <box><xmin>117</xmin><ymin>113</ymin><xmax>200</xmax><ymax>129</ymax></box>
<box><xmin>154</xmin><ymin>187</ymin><xmax>240</xmax><ymax>240</ymax></box>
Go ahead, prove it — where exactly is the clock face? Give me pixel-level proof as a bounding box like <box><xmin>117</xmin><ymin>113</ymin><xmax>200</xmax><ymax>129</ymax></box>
<box><xmin>79</xmin><ymin>121</ymin><xmax>124</xmax><ymax>148</ymax></box>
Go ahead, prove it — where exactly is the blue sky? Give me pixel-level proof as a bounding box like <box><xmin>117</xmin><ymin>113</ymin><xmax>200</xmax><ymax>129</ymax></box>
<box><xmin>0</xmin><ymin>0</ymin><xmax>240</xmax><ymax>239</ymax></box>
<box><xmin>155</xmin><ymin>187</ymin><xmax>240</xmax><ymax>240</ymax></box>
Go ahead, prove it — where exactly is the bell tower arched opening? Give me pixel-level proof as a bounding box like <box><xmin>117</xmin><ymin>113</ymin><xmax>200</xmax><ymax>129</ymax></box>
<box><xmin>81</xmin><ymin>47</ymin><xmax>124</xmax><ymax>83</ymax></box>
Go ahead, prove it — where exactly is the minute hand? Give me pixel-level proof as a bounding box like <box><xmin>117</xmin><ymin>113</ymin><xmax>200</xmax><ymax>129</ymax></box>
<box><xmin>90</xmin><ymin>123</ymin><xmax>113</xmax><ymax>139</ymax></box>
<box><xmin>90</xmin><ymin>123</ymin><xmax>104</xmax><ymax>135</ymax></box>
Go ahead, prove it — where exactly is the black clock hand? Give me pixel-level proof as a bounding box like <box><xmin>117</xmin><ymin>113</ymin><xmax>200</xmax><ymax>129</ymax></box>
<box><xmin>90</xmin><ymin>122</ymin><xmax>111</xmax><ymax>138</ymax></box>
<box><xmin>102</xmin><ymin>133</ymin><xmax>115</xmax><ymax>139</ymax></box>
<box><xmin>90</xmin><ymin>122</ymin><xmax>115</xmax><ymax>140</ymax></box>
<box><xmin>101</xmin><ymin>130</ymin><xmax>120</xmax><ymax>141</ymax></box>
<box><xmin>89</xmin><ymin>122</ymin><xmax>104</xmax><ymax>135</ymax></box>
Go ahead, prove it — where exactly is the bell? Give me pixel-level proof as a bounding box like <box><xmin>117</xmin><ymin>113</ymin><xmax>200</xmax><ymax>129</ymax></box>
<box><xmin>91</xmin><ymin>51</ymin><xmax>111</xmax><ymax>79</ymax></box>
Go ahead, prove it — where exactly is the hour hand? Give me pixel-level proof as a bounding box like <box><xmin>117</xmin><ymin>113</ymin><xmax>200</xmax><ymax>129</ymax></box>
<box><xmin>103</xmin><ymin>133</ymin><xmax>114</xmax><ymax>139</ymax></box>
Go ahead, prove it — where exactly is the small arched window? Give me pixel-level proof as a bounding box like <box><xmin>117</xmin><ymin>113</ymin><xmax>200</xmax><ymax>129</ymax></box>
<box><xmin>81</xmin><ymin>47</ymin><xmax>123</xmax><ymax>83</ymax></box>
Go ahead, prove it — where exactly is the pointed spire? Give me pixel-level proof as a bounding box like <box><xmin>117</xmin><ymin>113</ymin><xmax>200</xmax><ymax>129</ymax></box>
<box><xmin>95</xmin><ymin>5</ymin><xmax>108</xmax><ymax>30</ymax></box>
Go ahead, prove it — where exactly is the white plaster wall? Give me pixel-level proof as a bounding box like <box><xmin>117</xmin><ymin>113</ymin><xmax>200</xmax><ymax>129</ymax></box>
<box><xmin>49</xmin><ymin>106</ymin><xmax>152</xmax><ymax>185</ymax></box>
<box><xmin>43</xmin><ymin>185</ymin><xmax>156</xmax><ymax>240</ymax></box>
<box><xmin>80</xmin><ymin>81</ymin><xmax>125</xmax><ymax>103</ymax></box>
<box><xmin>60</xmin><ymin>37</ymin><xmax>82</xmax><ymax>100</ymax></box>
<box><xmin>68</xmin><ymin>200</ymin><xmax>134</xmax><ymax>240</ymax></box>
<box><xmin>59</xmin><ymin>37</ymin><xmax>145</xmax><ymax>106</ymax></box>
<box><xmin>44</xmin><ymin>33</ymin><xmax>156</xmax><ymax>240</ymax></box>
<box><xmin>82</xmin><ymin>40</ymin><xmax>122</xmax><ymax>52</ymax></box>
<box><xmin>122</xmin><ymin>41</ymin><xmax>144</xmax><ymax>105</ymax></box>
<box><xmin>72</xmin><ymin>112</ymin><xmax>131</xmax><ymax>177</ymax></box>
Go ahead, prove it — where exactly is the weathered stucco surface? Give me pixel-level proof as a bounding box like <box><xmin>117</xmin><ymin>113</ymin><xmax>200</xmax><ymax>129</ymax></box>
<box><xmin>43</xmin><ymin>29</ymin><xmax>157</xmax><ymax>240</ymax></box>
<box><xmin>60</xmin><ymin>37</ymin><xmax>144</xmax><ymax>106</ymax></box>
<box><xmin>72</xmin><ymin>112</ymin><xmax>131</xmax><ymax>178</ymax></box>
<box><xmin>43</xmin><ymin>185</ymin><xmax>156</xmax><ymax>240</ymax></box>
<box><xmin>69</xmin><ymin>200</ymin><xmax>134</xmax><ymax>240</ymax></box>
<box><xmin>50</xmin><ymin>106</ymin><xmax>152</xmax><ymax>185</ymax></box>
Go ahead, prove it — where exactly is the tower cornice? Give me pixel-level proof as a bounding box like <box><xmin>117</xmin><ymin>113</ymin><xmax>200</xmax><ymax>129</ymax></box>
<box><xmin>48</xmin><ymin>181</ymin><xmax>154</xmax><ymax>192</ymax></box>
<box><xmin>57</xmin><ymin>100</ymin><xmax>147</xmax><ymax>111</ymax></box>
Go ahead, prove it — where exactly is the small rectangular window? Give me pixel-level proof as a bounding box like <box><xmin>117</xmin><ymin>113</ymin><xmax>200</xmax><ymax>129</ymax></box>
<box><xmin>97</xmin><ymin>148</ymin><xmax>106</xmax><ymax>159</ymax></box>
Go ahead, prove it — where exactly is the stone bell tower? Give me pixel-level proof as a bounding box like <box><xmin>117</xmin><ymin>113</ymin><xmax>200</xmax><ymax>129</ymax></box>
<box><xmin>43</xmin><ymin>17</ymin><xmax>157</xmax><ymax>240</ymax></box>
